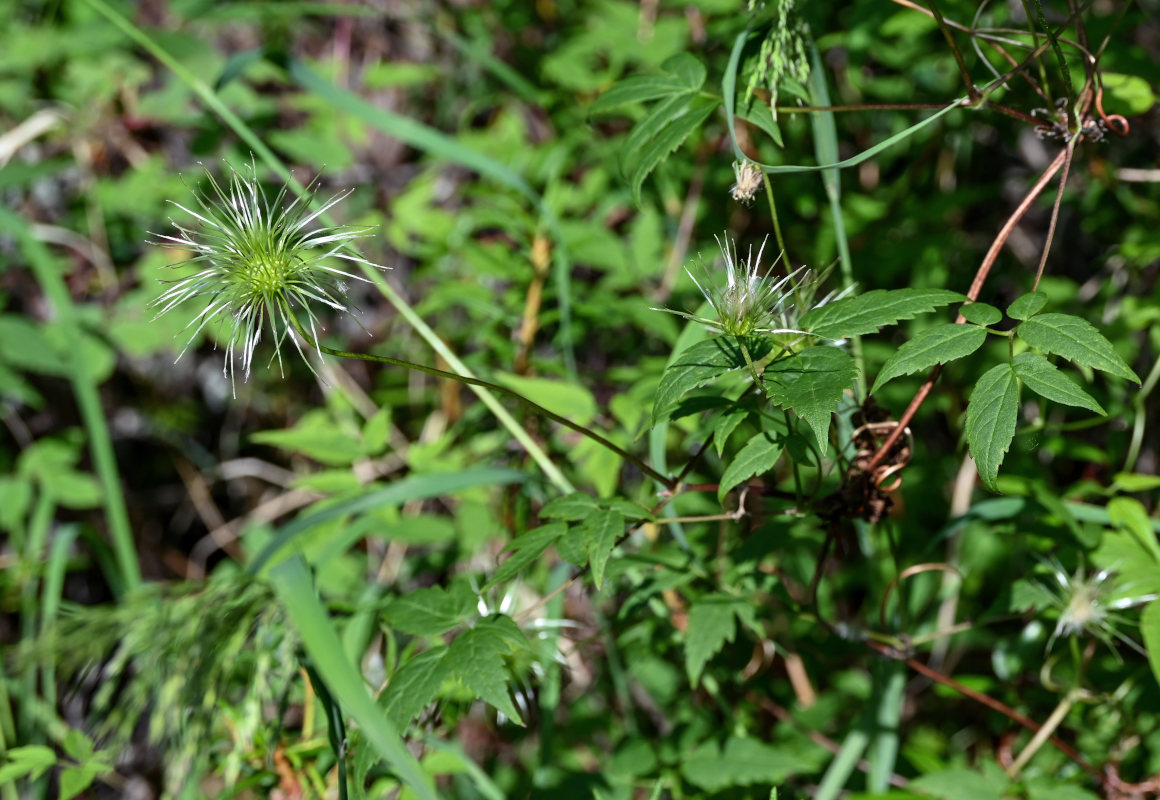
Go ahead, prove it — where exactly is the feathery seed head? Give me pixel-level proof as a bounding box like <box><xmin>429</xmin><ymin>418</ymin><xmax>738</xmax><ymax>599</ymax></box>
<box><xmin>150</xmin><ymin>161</ymin><xmax>387</xmax><ymax>394</ymax></box>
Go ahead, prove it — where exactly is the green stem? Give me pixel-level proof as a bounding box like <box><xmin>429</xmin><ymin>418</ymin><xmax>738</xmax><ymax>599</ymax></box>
<box><xmin>761</xmin><ymin>171</ymin><xmax>791</xmax><ymax>267</ymax></box>
<box><xmin>0</xmin><ymin>211</ymin><xmax>141</xmax><ymax>594</ymax></box>
<box><xmin>291</xmin><ymin>317</ymin><xmax>675</xmax><ymax>489</ymax></box>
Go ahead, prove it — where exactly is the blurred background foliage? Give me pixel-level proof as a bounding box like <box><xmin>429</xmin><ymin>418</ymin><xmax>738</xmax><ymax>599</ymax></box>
<box><xmin>1</xmin><ymin>0</ymin><xmax>1159</xmax><ymax>798</ymax></box>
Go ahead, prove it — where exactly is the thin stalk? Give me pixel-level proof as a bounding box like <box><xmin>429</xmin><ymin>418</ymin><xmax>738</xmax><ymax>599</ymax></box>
<box><xmin>762</xmin><ymin>171</ymin><xmax>790</xmax><ymax>268</ymax></box>
<box><xmin>1006</xmin><ymin>688</ymin><xmax>1081</xmax><ymax>778</ymax></box>
<box><xmin>1123</xmin><ymin>335</ymin><xmax>1160</xmax><ymax>472</ymax></box>
<box><xmin>290</xmin><ymin>317</ymin><xmax>674</xmax><ymax>489</ymax></box>
<box><xmin>926</xmin><ymin>0</ymin><xmax>981</xmax><ymax>103</ymax></box>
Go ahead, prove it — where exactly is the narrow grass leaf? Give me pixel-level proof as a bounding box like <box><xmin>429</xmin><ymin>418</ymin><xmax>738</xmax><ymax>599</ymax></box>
<box><xmin>965</xmin><ymin>363</ymin><xmax>1020</xmax><ymax>491</ymax></box>
<box><xmin>271</xmin><ymin>556</ymin><xmax>439</xmax><ymax>800</ymax></box>
<box><xmin>801</xmin><ymin>288</ymin><xmax>967</xmax><ymax>340</ymax></box>
<box><xmin>1013</xmin><ymin>353</ymin><xmax>1105</xmax><ymax>415</ymax></box>
<box><xmin>1017</xmin><ymin>313</ymin><xmax>1140</xmax><ymax>383</ymax></box>
<box><xmin>873</xmin><ymin>324</ymin><xmax>987</xmax><ymax>393</ymax></box>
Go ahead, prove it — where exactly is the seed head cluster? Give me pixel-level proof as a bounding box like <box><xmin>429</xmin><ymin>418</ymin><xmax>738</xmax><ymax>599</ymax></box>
<box><xmin>151</xmin><ymin>162</ymin><xmax>386</xmax><ymax>393</ymax></box>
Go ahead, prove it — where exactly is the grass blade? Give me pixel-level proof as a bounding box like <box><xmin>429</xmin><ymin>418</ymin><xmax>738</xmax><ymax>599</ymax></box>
<box><xmin>271</xmin><ymin>556</ymin><xmax>440</xmax><ymax>800</ymax></box>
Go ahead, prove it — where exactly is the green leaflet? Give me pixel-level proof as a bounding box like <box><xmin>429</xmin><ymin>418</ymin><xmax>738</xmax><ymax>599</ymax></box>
<box><xmin>447</xmin><ymin>615</ymin><xmax>528</xmax><ymax>725</ymax></box>
<box><xmin>717</xmin><ymin>432</ymin><xmax>782</xmax><ymax>503</ymax></box>
<box><xmin>1012</xmin><ymin>353</ymin><xmax>1105</xmax><ymax>415</ymax></box>
<box><xmin>583</xmin><ymin>508</ymin><xmax>625</xmax><ymax>590</ymax></box>
<box><xmin>801</xmin><ymin>288</ymin><xmax>967</xmax><ymax>340</ymax></box>
<box><xmin>1006</xmin><ymin>291</ymin><xmax>1047</xmax><ymax>321</ymax></box>
<box><xmin>764</xmin><ymin>346</ymin><xmax>857</xmax><ymax>454</ymax></box>
<box><xmin>965</xmin><ymin>363</ymin><xmax>1020</xmax><ymax>491</ymax></box>
<box><xmin>872</xmin><ymin>324</ymin><xmax>987</xmax><ymax>393</ymax></box>
<box><xmin>1016</xmin><ymin>313</ymin><xmax>1140</xmax><ymax>383</ymax></box>
<box><xmin>958</xmin><ymin>302</ymin><xmax>1001</xmax><ymax>326</ymax></box>
<box><xmin>653</xmin><ymin>337</ymin><xmax>771</xmax><ymax>425</ymax></box>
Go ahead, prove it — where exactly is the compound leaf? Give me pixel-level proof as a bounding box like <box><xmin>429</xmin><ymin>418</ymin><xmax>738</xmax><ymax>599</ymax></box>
<box><xmin>873</xmin><ymin>324</ymin><xmax>987</xmax><ymax>392</ymax></box>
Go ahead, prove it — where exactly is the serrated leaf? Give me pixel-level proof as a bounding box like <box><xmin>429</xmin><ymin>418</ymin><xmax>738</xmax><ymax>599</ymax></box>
<box><xmin>1141</xmin><ymin>600</ymin><xmax>1160</xmax><ymax>691</ymax></box>
<box><xmin>959</xmin><ymin>302</ymin><xmax>1001</xmax><ymax>326</ymax></box>
<box><xmin>965</xmin><ymin>363</ymin><xmax>1020</xmax><ymax>491</ymax></box>
<box><xmin>382</xmin><ymin>647</ymin><xmax>452</xmax><ymax>731</ymax></box>
<box><xmin>712</xmin><ymin>405</ymin><xmax>751</xmax><ymax>457</ymax></box>
<box><xmin>623</xmin><ymin>93</ymin><xmax>695</xmax><ymax>164</ymax></box>
<box><xmin>682</xmin><ymin>736</ymin><xmax>812</xmax><ymax>790</ymax></box>
<box><xmin>1017</xmin><ymin>313</ymin><xmax>1139</xmax><ymax>383</ymax></box>
<box><xmin>717</xmin><ymin>432</ymin><xmax>782</xmax><ymax>503</ymax></box>
<box><xmin>763</xmin><ymin>346</ymin><xmax>857</xmax><ymax>454</ymax></box>
<box><xmin>383</xmin><ymin>582</ymin><xmax>477</xmax><ymax>635</ymax></box>
<box><xmin>540</xmin><ymin>492</ymin><xmax>599</xmax><ymax>521</ymax></box>
<box><xmin>583</xmin><ymin>508</ymin><xmax>624</xmax><ymax>590</ymax></box>
<box><xmin>484</xmin><ymin>522</ymin><xmax>568</xmax><ymax>590</ymax></box>
<box><xmin>872</xmin><ymin>324</ymin><xmax>987</xmax><ymax>393</ymax></box>
<box><xmin>685</xmin><ymin>595</ymin><xmax>740</xmax><ymax>685</ymax></box>
<box><xmin>447</xmin><ymin>616</ymin><xmax>526</xmax><ymax>725</ymax></box>
<box><xmin>661</xmin><ymin>53</ymin><xmax>707</xmax><ymax>91</ymax></box>
<box><xmin>589</xmin><ymin>74</ymin><xmax>688</xmax><ymax>115</ymax></box>
<box><xmin>1012</xmin><ymin>353</ymin><xmax>1105</xmax><ymax>415</ymax></box>
<box><xmin>653</xmin><ymin>338</ymin><xmax>771</xmax><ymax>424</ymax></box>
<box><xmin>629</xmin><ymin>96</ymin><xmax>718</xmax><ymax>206</ymax></box>
<box><xmin>800</xmin><ymin>288</ymin><xmax>967</xmax><ymax>339</ymax></box>
<box><xmin>1007</xmin><ymin>291</ymin><xmax>1047</xmax><ymax>320</ymax></box>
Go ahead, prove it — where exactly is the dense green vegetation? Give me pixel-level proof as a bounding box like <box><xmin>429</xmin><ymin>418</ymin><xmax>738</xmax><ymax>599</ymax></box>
<box><xmin>2</xmin><ymin>1</ymin><xmax>1159</xmax><ymax>798</ymax></box>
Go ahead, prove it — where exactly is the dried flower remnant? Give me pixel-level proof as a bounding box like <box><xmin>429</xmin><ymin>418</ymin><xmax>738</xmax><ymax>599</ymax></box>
<box><xmin>730</xmin><ymin>160</ymin><xmax>763</xmax><ymax>204</ymax></box>
<box><xmin>1038</xmin><ymin>559</ymin><xmax>1156</xmax><ymax>658</ymax></box>
<box><xmin>150</xmin><ymin>162</ymin><xmax>387</xmax><ymax>394</ymax></box>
